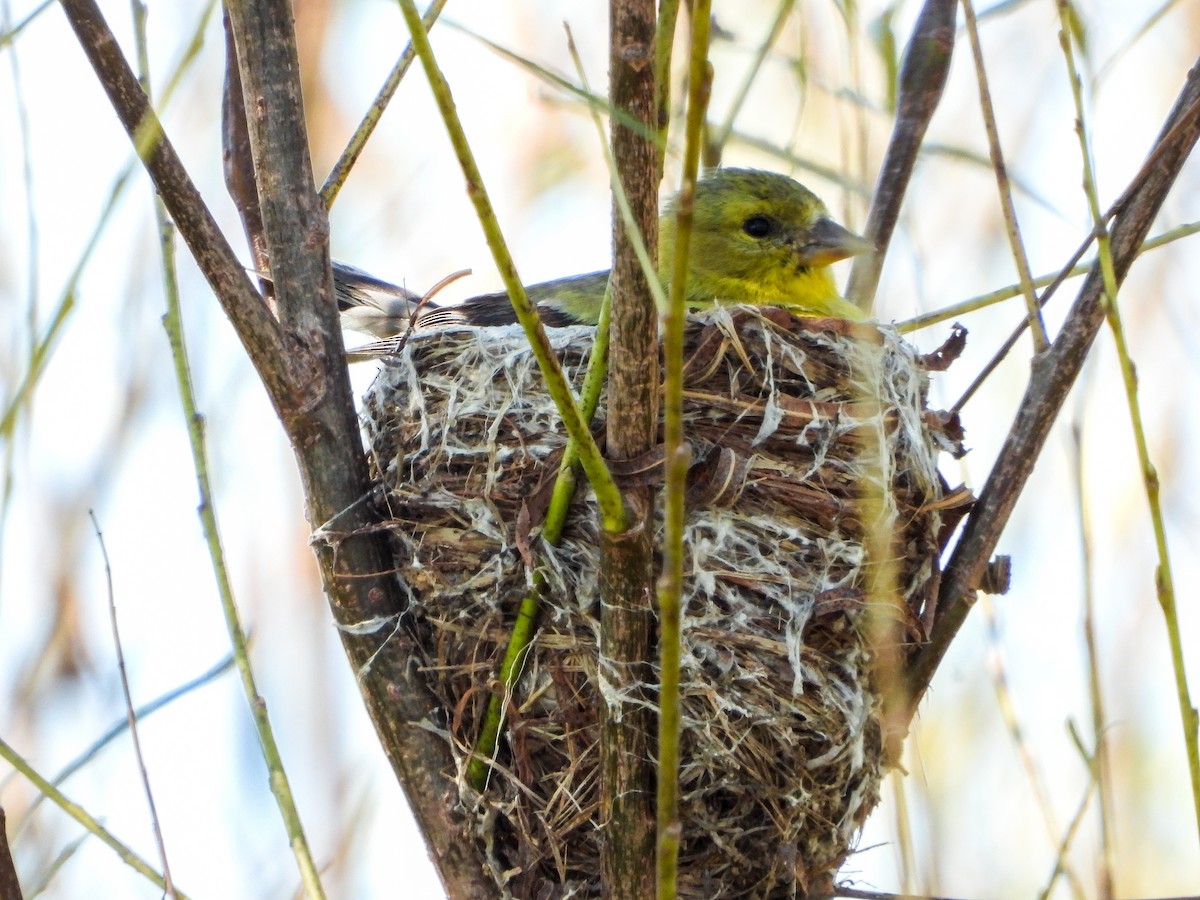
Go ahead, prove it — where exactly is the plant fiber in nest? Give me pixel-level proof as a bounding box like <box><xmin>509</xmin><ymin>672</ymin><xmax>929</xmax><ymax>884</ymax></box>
<box><xmin>362</xmin><ymin>306</ymin><xmax>961</xmax><ymax>897</ymax></box>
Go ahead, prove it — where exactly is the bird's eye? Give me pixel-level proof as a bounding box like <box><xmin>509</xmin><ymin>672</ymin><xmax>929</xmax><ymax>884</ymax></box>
<box><xmin>742</xmin><ymin>215</ymin><xmax>774</xmax><ymax>238</ymax></box>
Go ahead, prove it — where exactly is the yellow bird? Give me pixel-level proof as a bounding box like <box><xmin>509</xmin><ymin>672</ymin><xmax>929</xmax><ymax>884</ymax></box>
<box><xmin>335</xmin><ymin>168</ymin><xmax>871</xmax><ymax>337</ymax></box>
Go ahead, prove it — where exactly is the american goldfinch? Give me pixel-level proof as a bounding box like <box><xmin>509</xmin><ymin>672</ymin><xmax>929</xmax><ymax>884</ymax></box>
<box><xmin>336</xmin><ymin>168</ymin><xmax>871</xmax><ymax>338</ymax></box>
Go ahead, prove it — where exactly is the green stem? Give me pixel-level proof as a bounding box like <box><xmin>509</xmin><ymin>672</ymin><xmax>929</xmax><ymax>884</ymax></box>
<box><xmin>0</xmin><ymin>736</ymin><xmax>188</xmax><ymax>898</ymax></box>
<box><xmin>397</xmin><ymin>0</ymin><xmax>625</xmax><ymax>533</ymax></box>
<box><xmin>158</xmin><ymin>129</ymin><xmax>327</xmax><ymax>900</ymax></box>
<box><xmin>656</xmin><ymin>5</ymin><xmax>710</xmax><ymax>897</ymax></box>
<box><xmin>319</xmin><ymin>0</ymin><xmax>449</xmax><ymax>207</ymax></box>
<box><xmin>465</xmin><ymin>578</ymin><xmax>545</xmax><ymax>792</ymax></box>
<box><xmin>466</xmin><ymin>17</ymin><xmax>678</xmax><ymax>790</ymax></box>
<box><xmin>1056</xmin><ymin>0</ymin><xmax>1200</xmax><ymax>843</ymax></box>
<box><xmin>653</xmin><ymin>0</ymin><xmax>680</xmax><ymax>180</ymax></box>
<box><xmin>894</xmin><ymin>219</ymin><xmax>1200</xmax><ymax>333</ymax></box>
<box><xmin>465</xmin><ymin>287</ymin><xmax>613</xmax><ymax>791</ymax></box>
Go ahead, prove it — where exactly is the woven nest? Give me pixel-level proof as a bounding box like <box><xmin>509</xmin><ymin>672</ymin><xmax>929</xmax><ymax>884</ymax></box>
<box><xmin>362</xmin><ymin>306</ymin><xmax>966</xmax><ymax>897</ymax></box>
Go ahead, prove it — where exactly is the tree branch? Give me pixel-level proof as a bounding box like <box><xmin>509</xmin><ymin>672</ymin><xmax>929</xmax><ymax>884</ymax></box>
<box><xmin>846</xmin><ymin>0</ymin><xmax>957</xmax><ymax>311</ymax></box>
<box><xmin>58</xmin><ymin>0</ymin><xmax>289</xmax><ymax>399</ymax></box>
<box><xmin>599</xmin><ymin>1</ymin><xmax>661</xmax><ymax>896</ymax></box>
<box><xmin>61</xmin><ymin>0</ymin><xmax>493</xmax><ymax>893</ymax></box>
<box><xmin>220</xmin><ymin>3</ymin><xmax>493</xmax><ymax>895</ymax></box>
<box><xmin>904</xmin><ymin>57</ymin><xmax>1200</xmax><ymax>719</ymax></box>
<box><xmin>221</xmin><ymin>13</ymin><xmax>269</xmax><ymax>299</ymax></box>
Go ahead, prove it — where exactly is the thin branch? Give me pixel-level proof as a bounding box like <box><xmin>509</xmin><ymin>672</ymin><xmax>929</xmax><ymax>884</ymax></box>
<box><xmin>59</xmin><ymin>6</ymin><xmax>327</xmax><ymax>892</ymax></box>
<box><xmin>846</xmin><ymin>0</ymin><xmax>957</xmax><ymax>312</ymax></box>
<box><xmin>653</xmin><ymin>0</ymin><xmax>680</xmax><ymax>181</ymax></box>
<box><xmin>219</xmin><ymin>5</ymin><xmax>337</xmax><ymax>895</ymax></box>
<box><xmin>658</xmin><ymin>7</ymin><xmax>711</xmax><ymax>893</ymax></box>
<box><xmin>320</xmin><ymin>0</ymin><xmax>449</xmax><ymax>207</ymax></box>
<box><xmin>1055</xmin><ymin>0</ymin><xmax>1200</xmax><ymax>838</ymax></box>
<box><xmin>960</xmin><ymin>0</ymin><xmax>1047</xmax><ymax>350</ymax></box>
<box><xmin>56</xmin><ymin>0</ymin><xmax>288</xmax><ymax>396</ymax></box>
<box><xmin>904</xmin><ymin>56</ymin><xmax>1200</xmax><ymax>721</ymax></box>
<box><xmin>467</xmin><ymin>24</ymin><xmax>638</xmax><ymax>792</ymax></box>
<box><xmin>1036</xmin><ymin>738</ymin><xmax>1099</xmax><ymax>900</ymax></box>
<box><xmin>0</xmin><ymin>736</ymin><xmax>185</xmax><ymax>897</ymax></box>
<box><xmin>16</xmin><ymin>654</ymin><xmax>236</xmax><ymax>831</ymax></box>
<box><xmin>442</xmin><ymin>20</ymin><xmax>663</xmax><ymax>147</ymax></box>
<box><xmin>89</xmin><ymin>510</ymin><xmax>175</xmax><ymax>897</ymax></box>
<box><xmin>1069</xmin><ymin>421</ymin><xmax>1115</xmax><ymax>898</ymax></box>
<box><xmin>893</xmin><ymin>219</ymin><xmax>1200</xmax><ymax>333</ymax></box>
<box><xmin>1097</xmin><ymin>301</ymin><xmax>1195</xmax><ymax>840</ymax></box>
<box><xmin>397</xmin><ymin>0</ymin><xmax>626</xmax><ymax>532</ymax></box>
<box><xmin>59</xmin><ymin>0</ymin><xmax>492</xmax><ymax>894</ymax></box>
<box><xmin>707</xmin><ymin>0</ymin><xmax>792</xmax><ymax>159</ymax></box>
<box><xmin>0</xmin><ymin>0</ymin><xmax>53</xmax><ymax>48</ymax></box>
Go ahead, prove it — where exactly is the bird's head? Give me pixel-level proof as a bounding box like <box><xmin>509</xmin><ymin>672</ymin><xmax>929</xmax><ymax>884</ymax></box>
<box><xmin>660</xmin><ymin>168</ymin><xmax>873</xmax><ymax>318</ymax></box>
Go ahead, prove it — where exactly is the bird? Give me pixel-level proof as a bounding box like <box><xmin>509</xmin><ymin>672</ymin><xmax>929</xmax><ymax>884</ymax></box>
<box><xmin>334</xmin><ymin>168</ymin><xmax>873</xmax><ymax>340</ymax></box>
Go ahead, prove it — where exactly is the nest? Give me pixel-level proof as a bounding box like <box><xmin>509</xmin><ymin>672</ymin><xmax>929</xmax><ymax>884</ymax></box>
<box><xmin>362</xmin><ymin>307</ymin><xmax>965</xmax><ymax>897</ymax></box>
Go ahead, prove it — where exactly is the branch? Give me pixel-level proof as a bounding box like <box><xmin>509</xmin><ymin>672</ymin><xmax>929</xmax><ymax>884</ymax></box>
<box><xmin>221</xmin><ymin>2</ymin><xmax>493</xmax><ymax>895</ymax></box>
<box><xmin>656</xmin><ymin>3</ymin><xmax>711</xmax><ymax>892</ymax></box>
<box><xmin>60</xmin><ymin>0</ymin><xmax>492</xmax><ymax>893</ymax></box>
<box><xmin>57</xmin><ymin>0</ymin><xmax>288</xmax><ymax>399</ymax></box>
<box><xmin>221</xmin><ymin>14</ymin><xmax>268</xmax><ymax>296</ymax></box>
<box><xmin>600</xmin><ymin>1</ymin><xmax>661</xmax><ymax>896</ymax></box>
<box><xmin>0</xmin><ymin>807</ymin><xmax>22</xmax><ymax>900</ymax></box>
<box><xmin>223</xmin><ymin>0</ymin><xmax>328</xmax><ymax>336</ymax></box>
<box><xmin>904</xmin><ymin>57</ymin><xmax>1200</xmax><ymax>718</ymax></box>
<box><xmin>846</xmin><ymin>0</ymin><xmax>957</xmax><ymax>311</ymax></box>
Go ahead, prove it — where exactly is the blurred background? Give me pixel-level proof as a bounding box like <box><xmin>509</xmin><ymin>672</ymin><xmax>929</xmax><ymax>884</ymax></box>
<box><xmin>2</xmin><ymin>0</ymin><xmax>1199</xmax><ymax>896</ymax></box>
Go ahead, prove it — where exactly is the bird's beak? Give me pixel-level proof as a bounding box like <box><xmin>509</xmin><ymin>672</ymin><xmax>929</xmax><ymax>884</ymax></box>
<box><xmin>795</xmin><ymin>217</ymin><xmax>875</xmax><ymax>266</ymax></box>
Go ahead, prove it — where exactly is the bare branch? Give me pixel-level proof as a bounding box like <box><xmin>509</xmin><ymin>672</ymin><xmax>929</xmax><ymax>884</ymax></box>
<box><xmin>221</xmin><ymin>13</ymin><xmax>269</xmax><ymax>299</ymax></box>
<box><xmin>61</xmin><ymin>0</ymin><xmax>494</xmax><ymax>893</ymax></box>
<box><xmin>0</xmin><ymin>807</ymin><xmax>23</xmax><ymax>900</ymax></box>
<box><xmin>904</xmin><ymin>57</ymin><xmax>1200</xmax><ymax>718</ymax></box>
<box><xmin>600</xmin><ymin>1</ymin><xmax>661</xmax><ymax>896</ymax></box>
<box><xmin>846</xmin><ymin>0</ymin><xmax>956</xmax><ymax>311</ymax></box>
<box><xmin>57</xmin><ymin>0</ymin><xmax>288</xmax><ymax>398</ymax></box>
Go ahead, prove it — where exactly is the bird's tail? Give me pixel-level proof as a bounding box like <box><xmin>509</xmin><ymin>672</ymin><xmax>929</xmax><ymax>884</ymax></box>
<box><xmin>335</xmin><ymin>262</ymin><xmax>607</xmax><ymax>346</ymax></box>
<box><xmin>333</xmin><ymin>260</ymin><xmax>427</xmax><ymax>338</ymax></box>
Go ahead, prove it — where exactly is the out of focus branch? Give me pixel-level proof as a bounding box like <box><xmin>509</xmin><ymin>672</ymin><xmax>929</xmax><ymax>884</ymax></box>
<box><xmin>57</xmin><ymin>0</ymin><xmax>288</xmax><ymax>399</ymax></box>
<box><xmin>221</xmin><ymin>13</ymin><xmax>268</xmax><ymax>298</ymax></box>
<box><xmin>61</xmin><ymin>0</ymin><xmax>492</xmax><ymax>894</ymax></box>
<box><xmin>904</xmin><ymin>58</ymin><xmax>1200</xmax><ymax>721</ymax></box>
